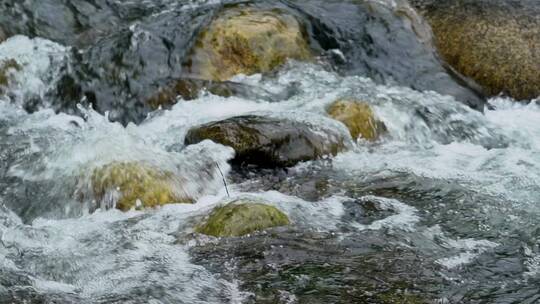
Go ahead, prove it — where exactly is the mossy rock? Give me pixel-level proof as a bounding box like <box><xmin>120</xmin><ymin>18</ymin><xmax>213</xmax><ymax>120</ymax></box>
<box><xmin>91</xmin><ymin>162</ymin><xmax>193</xmax><ymax>211</ymax></box>
<box><xmin>417</xmin><ymin>0</ymin><xmax>540</xmax><ymax>100</ymax></box>
<box><xmin>185</xmin><ymin>115</ymin><xmax>348</xmax><ymax>168</ymax></box>
<box><xmin>196</xmin><ymin>202</ymin><xmax>290</xmax><ymax>237</ymax></box>
<box><xmin>0</xmin><ymin>59</ymin><xmax>21</xmax><ymax>87</ymax></box>
<box><xmin>184</xmin><ymin>6</ymin><xmax>312</xmax><ymax>81</ymax></box>
<box><xmin>327</xmin><ymin>99</ymin><xmax>386</xmax><ymax>141</ymax></box>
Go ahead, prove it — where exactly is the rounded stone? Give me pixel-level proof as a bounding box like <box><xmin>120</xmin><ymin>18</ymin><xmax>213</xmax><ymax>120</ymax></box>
<box><xmin>327</xmin><ymin>99</ymin><xmax>386</xmax><ymax>141</ymax></box>
<box><xmin>416</xmin><ymin>0</ymin><xmax>540</xmax><ymax>100</ymax></box>
<box><xmin>196</xmin><ymin>201</ymin><xmax>290</xmax><ymax>237</ymax></box>
<box><xmin>90</xmin><ymin>162</ymin><xmax>193</xmax><ymax>211</ymax></box>
<box><xmin>184</xmin><ymin>6</ymin><xmax>312</xmax><ymax>81</ymax></box>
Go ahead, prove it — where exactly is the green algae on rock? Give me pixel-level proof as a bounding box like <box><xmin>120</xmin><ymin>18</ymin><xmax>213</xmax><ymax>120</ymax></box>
<box><xmin>327</xmin><ymin>99</ymin><xmax>386</xmax><ymax>141</ymax></box>
<box><xmin>196</xmin><ymin>202</ymin><xmax>290</xmax><ymax>237</ymax></box>
<box><xmin>184</xmin><ymin>6</ymin><xmax>312</xmax><ymax>81</ymax></box>
<box><xmin>185</xmin><ymin>115</ymin><xmax>348</xmax><ymax>168</ymax></box>
<box><xmin>90</xmin><ymin>162</ymin><xmax>193</xmax><ymax>211</ymax></box>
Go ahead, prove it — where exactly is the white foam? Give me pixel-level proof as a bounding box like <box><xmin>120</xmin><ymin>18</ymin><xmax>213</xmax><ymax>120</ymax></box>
<box><xmin>1</xmin><ymin>48</ymin><xmax>540</xmax><ymax>300</ymax></box>
<box><xmin>423</xmin><ymin>226</ymin><xmax>499</xmax><ymax>269</ymax></box>
<box><xmin>0</xmin><ymin>35</ymin><xmax>70</xmax><ymax>107</ymax></box>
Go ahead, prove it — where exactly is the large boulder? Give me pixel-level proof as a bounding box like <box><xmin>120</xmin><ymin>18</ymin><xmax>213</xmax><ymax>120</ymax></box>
<box><xmin>412</xmin><ymin>0</ymin><xmax>540</xmax><ymax>100</ymax></box>
<box><xmin>196</xmin><ymin>201</ymin><xmax>290</xmax><ymax>237</ymax></box>
<box><xmin>184</xmin><ymin>5</ymin><xmax>312</xmax><ymax>81</ymax></box>
<box><xmin>51</xmin><ymin>4</ymin><xmax>217</xmax><ymax>124</ymax></box>
<box><xmin>47</xmin><ymin>0</ymin><xmax>486</xmax><ymax>125</ymax></box>
<box><xmin>0</xmin><ymin>0</ymin><xmax>168</xmax><ymax>48</ymax></box>
<box><xmin>327</xmin><ymin>99</ymin><xmax>386</xmax><ymax>141</ymax></box>
<box><xmin>288</xmin><ymin>0</ymin><xmax>485</xmax><ymax>110</ymax></box>
<box><xmin>89</xmin><ymin>162</ymin><xmax>193</xmax><ymax>211</ymax></box>
<box><xmin>184</xmin><ymin>115</ymin><xmax>349</xmax><ymax>168</ymax></box>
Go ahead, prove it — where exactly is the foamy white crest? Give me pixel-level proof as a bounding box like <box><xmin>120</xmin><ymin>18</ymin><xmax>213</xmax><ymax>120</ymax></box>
<box><xmin>0</xmin><ymin>35</ymin><xmax>70</xmax><ymax>108</ymax></box>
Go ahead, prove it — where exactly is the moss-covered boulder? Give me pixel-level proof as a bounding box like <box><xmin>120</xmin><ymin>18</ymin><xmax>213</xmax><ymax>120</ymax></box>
<box><xmin>327</xmin><ymin>99</ymin><xmax>386</xmax><ymax>141</ymax></box>
<box><xmin>184</xmin><ymin>6</ymin><xmax>312</xmax><ymax>81</ymax></box>
<box><xmin>413</xmin><ymin>0</ymin><xmax>540</xmax><ymax>100</ymax></box>
<box><xmin>185</xmin><ymin>115</ymin><xmax>348</xmax><ymax>168</ymax></box>
<box><xmin>90</xmin><ymin>162</ymin><xmax>193</xmax><ymax>211</ymax></box>
<box><xmin>196</xmin><ymin>201</ymin><xmax>290</xmax><ymax>237</ymax></box>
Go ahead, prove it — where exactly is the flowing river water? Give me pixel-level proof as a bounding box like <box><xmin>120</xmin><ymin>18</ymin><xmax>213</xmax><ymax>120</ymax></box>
<box><xmin>0</xmin><ymin>1</ymin><xmax>539</xmax><ymax>304</ymax></box>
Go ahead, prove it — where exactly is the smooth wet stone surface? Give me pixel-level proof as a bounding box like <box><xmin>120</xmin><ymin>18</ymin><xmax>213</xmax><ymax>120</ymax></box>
<box><xmin>327</xmin><ymin>99</ymin><xmax>386</xmax><ymax>141</ymax></box>
<box><xmin>412</xmin><ymin>0</ymin><xmax>540</xmax><ymax>100</ymax></box>
<box><xmin>185</xmin><ymin>115</ymin><xmax>349</xmax><ymax>168</ymax></box>
<box><xmin>184</xmin><ymin>5</ymin><xmax>312</xmax><ymax>81</ymax></box>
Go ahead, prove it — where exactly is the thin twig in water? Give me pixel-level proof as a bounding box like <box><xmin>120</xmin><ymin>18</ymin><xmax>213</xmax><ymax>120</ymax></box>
<box><xmin>215</xmin><ymin>161</ymin><xmax>230</xmax><ymax>197</ymax></box>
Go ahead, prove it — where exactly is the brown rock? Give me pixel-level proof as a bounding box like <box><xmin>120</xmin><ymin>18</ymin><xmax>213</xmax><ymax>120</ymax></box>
<box><xmin>327</xmin><ymin>99</ymin><xmax>386</xmax><ymax>141</ymax></box>
<box><xmin>416</xmin><ymin>0</ymin><xmax>540</xmax><ymax>100</ymax></box>
<box><xmin>184</xmin><ymin>6</ymin><xmax>312</xmax><ymax>81</ymax></box>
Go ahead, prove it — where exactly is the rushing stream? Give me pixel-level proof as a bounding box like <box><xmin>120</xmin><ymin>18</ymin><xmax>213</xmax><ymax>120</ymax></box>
<box><xmin>0</xmin><ymin>1</ymin><xmax>539</xmax><ymax>303</ymax></box>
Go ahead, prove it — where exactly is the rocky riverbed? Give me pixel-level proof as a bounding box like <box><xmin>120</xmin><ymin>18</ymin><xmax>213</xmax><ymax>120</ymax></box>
<box><xmin>0</xmin><ymin>0</ymin><xmax>539</xmax><ymax>303</ymax></box>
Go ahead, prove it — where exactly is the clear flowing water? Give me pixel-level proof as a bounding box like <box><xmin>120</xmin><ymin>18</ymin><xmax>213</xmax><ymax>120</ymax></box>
<box><xmin>0</xmin><ymin>33</ymin><xmax>539</xmax><ymax>303</ymax></box>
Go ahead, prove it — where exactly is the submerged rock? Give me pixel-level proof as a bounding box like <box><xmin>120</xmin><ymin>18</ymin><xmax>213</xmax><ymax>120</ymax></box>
<box><xmin>89</xmin><ymin>162</ymin><xmax>193</xmax><ymax>211</ymax></box>
<box><xmin>412</xmin><ymin>0</ymin><xmax>540</xmax><ymax>100</ymax></box>
<box><xmin>185</xmin><ymin>115</ymin><xmax>349</xmax><ymax>168</ymax></box>
<box><xmin>190</xmin><ymin>229</ymin><xmax>442</xmax><ymax>303</ymax></box>
<box><xmin>327</xmin><ymin>99</ymin><xmax>386</xmax><ymax>141</ymax></box>
<box><xmin>184</xmin><ymin>6</ymin><xmax>312</xmax><ymax>81</ymax></box>
<box><xmin>196</xmin><ymin>201</ymin><xmax>290</xmax><ymax>237</ymax></box>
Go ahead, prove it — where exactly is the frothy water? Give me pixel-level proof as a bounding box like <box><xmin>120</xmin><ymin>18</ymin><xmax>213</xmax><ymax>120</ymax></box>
<box><xmin>0</xmin><ymin>35</ymin><xmax>539</xmax><ymax>303</ymax></box>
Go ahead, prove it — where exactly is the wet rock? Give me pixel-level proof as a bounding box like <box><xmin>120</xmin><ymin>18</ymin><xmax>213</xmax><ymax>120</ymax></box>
<box><xmin>411</xmin><ymin>0</ymin><xmax>540</xmax><ymax>100</ymax></box>
<box><xmin>48</xmin><ymin>0</ymin><xmax>486</xmax><ymax>125</ymax></box>
<box><xmin>196</xmin><ymin>201</ymin><xmax>289</xmax><ymax>237</ymax></box>
<box><xmin>89</xmin><ymin>162</ymin><xmax>193</xmax><ymax>211</ymax></box>
<box><xmin>342</xmin><ymin>198</ymin><xmax>397</xmax><ymax>226</ymax></box>
<box><xmin>288</xmin><ymin>0</ymin><xmax>485</xmax><ymax>110</ymax></box>
<box><xmin>185</xmin><ymin>115</ymin><xmax>349</xmax><ymax>168</ymax></box>
<box><xmin>0</xmin><ymin>59</ymin><xmax>21</xmax><ymax>88</ymax></box>
<box><xmin>52</xmin><ymin>4</ymin><xmax>217</xmax><ymax>124</ymax></box>
<box><xmin>184</xmin><ymin>5</ymin><xmax>312</xmax><ymax>81</ymax></box>
<box><xmin>0</xmin><ymin>0</ymin><xmax>173</xmax><ymax>48</ymax></box>
<box><xmin>327</xmin><ymin>99</ymin><xmax>386</xmax><ymax>141</ymax></box>
<box><xmin>190</xmin><ymin>230</ymin><xmax>443</xmax><ymax>303</ymax></box>
<box><xmin>231</xmin><ymin>161</ymin><xmax>339</xmax><ymax>202</ymax></box>
<box><xmin>145</xmin><ymin>78</ymin><xmax>290</xmax><ymax>109</ymax></box>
